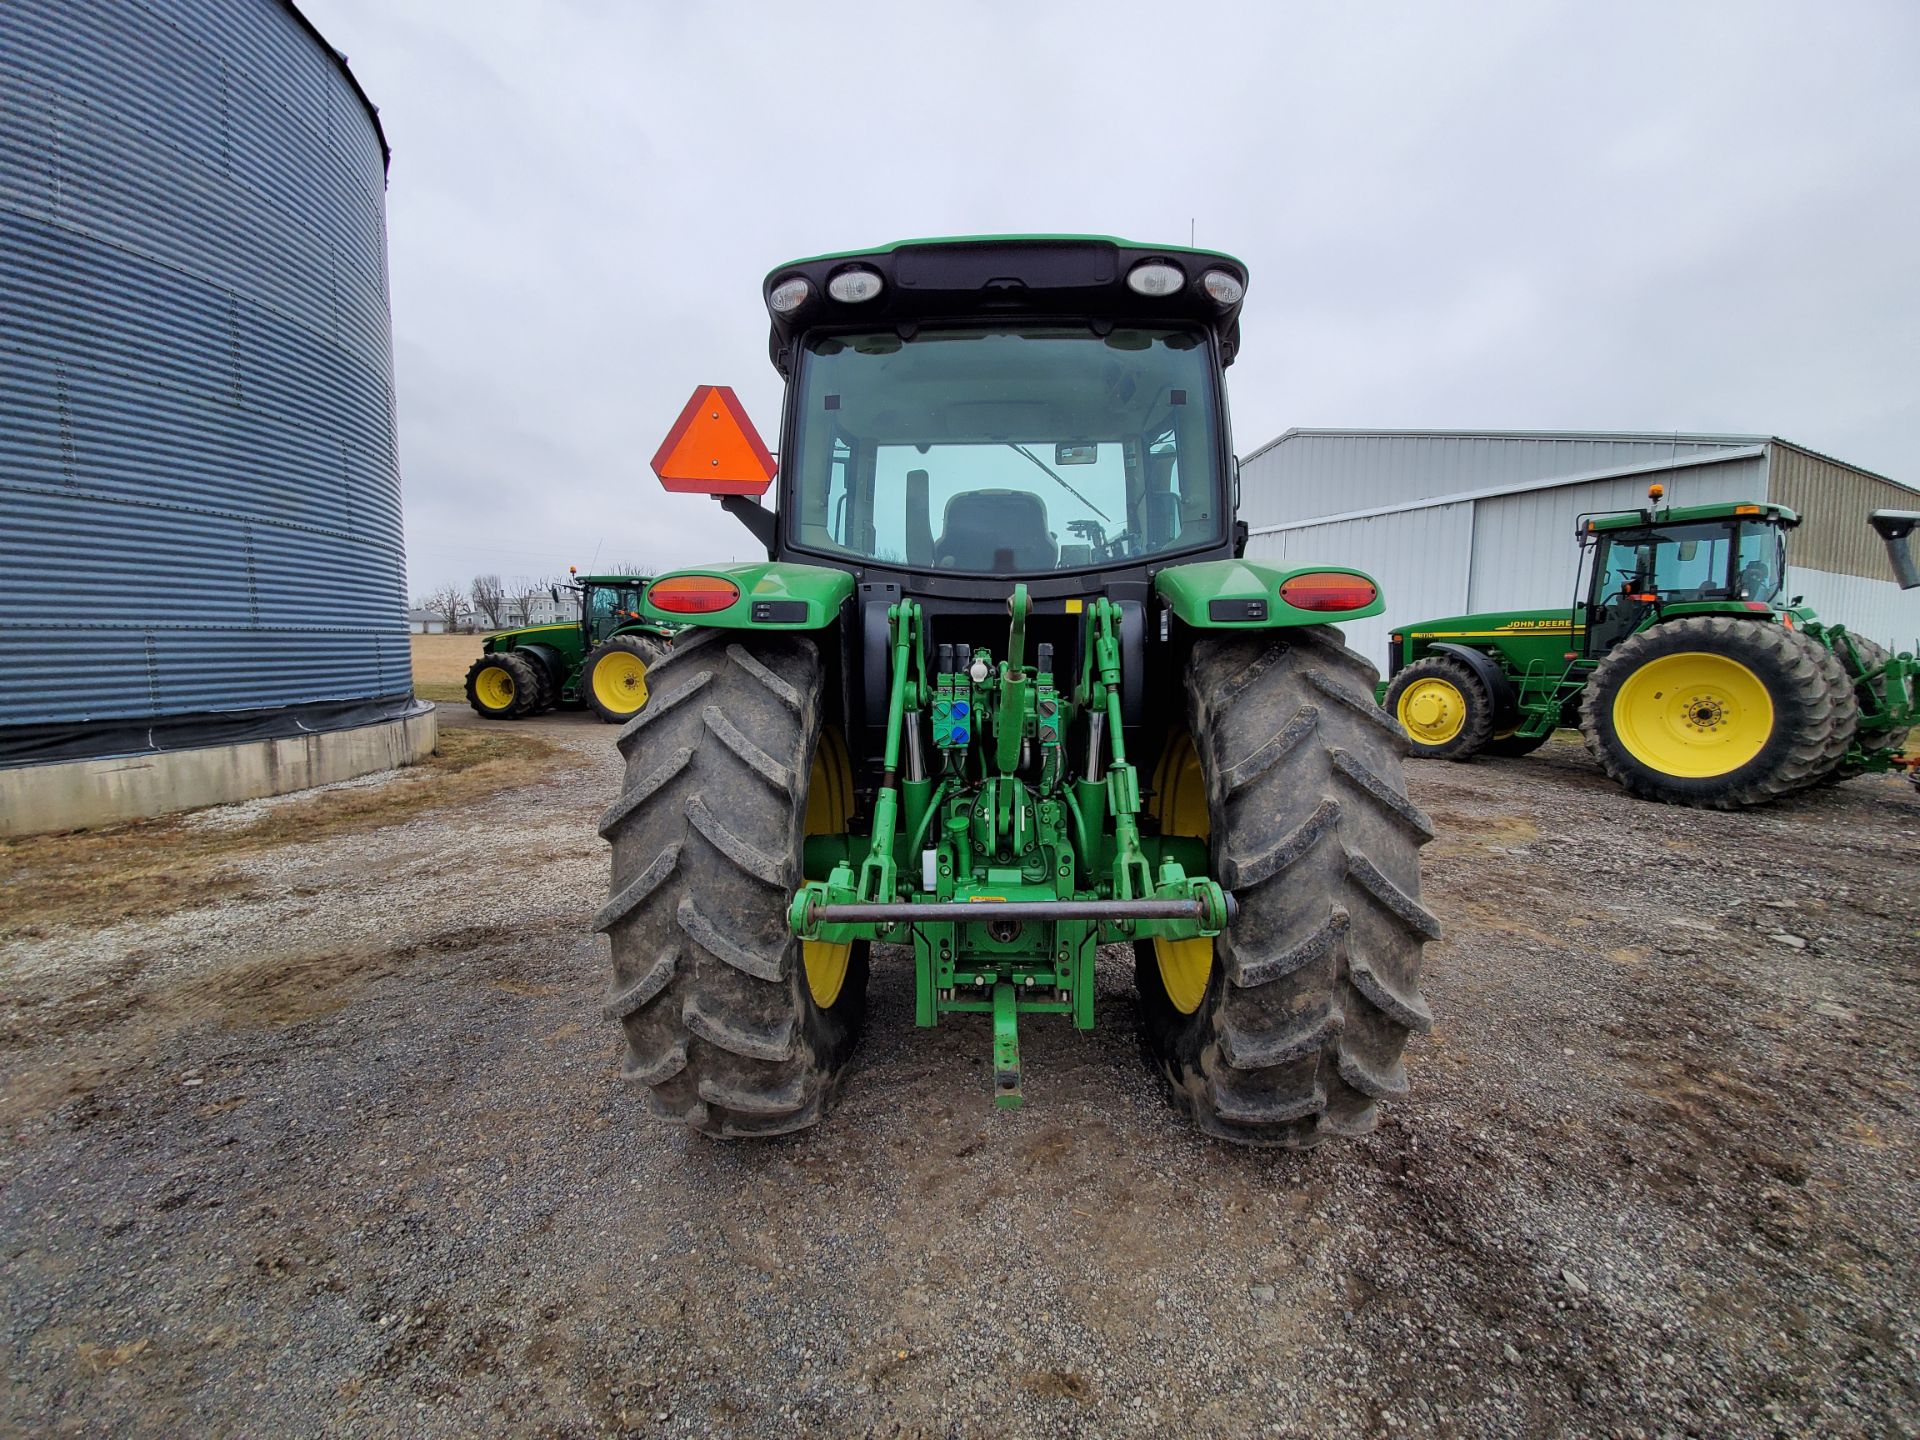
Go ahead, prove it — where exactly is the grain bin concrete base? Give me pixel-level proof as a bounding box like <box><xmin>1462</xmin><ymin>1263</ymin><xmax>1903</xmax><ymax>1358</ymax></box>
<box><xmin>1</xmin><ymin>709</ymin><xmax>438</xmax><ymax>838</ymax></box>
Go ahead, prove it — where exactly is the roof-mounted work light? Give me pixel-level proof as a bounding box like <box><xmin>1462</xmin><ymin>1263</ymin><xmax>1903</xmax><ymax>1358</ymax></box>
<box><xmin>1125</xmin><ymin>261</ymin><xmax>1185</xmax><ymax>297</ymax></box>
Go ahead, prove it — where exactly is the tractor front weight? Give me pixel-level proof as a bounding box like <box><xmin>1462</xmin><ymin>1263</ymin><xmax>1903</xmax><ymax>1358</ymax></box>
<box><xmin>789</xmin><ymin>586</ymin><xmax>1231</xmax><ymax>1107</ymax></box>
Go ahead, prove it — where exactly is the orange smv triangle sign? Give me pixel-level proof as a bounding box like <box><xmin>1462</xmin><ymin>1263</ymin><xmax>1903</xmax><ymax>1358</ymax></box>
<box><xmin>651</xmin><ymin>385</ymin><xmax>777</xmax><ymax>496</ymax></box>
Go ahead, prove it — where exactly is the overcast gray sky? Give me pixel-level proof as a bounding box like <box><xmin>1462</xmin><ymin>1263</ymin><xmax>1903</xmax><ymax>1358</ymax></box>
<box><xmin>296</xmin><ymin>0</ymin><xmax>1920</xmax><ymax>597</ymax></box>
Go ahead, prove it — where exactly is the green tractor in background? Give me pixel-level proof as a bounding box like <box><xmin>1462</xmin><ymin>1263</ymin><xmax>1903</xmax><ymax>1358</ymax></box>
<box><xmin>465</xmin><ymin>574</ymin><xmax>680</xmax><ymax>724</ymax></box>
<box><xmin>1379</xmin><ymin>492</ymin><xmax>1920</xmax><ymax>807</ymax></box>
<box><xmin>595</xmin><ymin>236</ymin><xmax>1436</xmax><ymax>1146</ymax></box>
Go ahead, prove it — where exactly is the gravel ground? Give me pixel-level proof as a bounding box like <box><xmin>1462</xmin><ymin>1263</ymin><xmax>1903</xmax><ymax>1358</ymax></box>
<box><xmin>3</xmin><ymin>706</ymin><xmax>1918</xmax><ymax>1438</ymax></box>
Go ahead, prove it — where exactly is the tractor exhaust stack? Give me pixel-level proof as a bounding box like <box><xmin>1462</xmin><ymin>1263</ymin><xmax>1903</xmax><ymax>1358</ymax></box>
<box><xmin>1869</xmin><ymin>510</ymin><xmax>1920</xmax><ymax>590</ymax></box>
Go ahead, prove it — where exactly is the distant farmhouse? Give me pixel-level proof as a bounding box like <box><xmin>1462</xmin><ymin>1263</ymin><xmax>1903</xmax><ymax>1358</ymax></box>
<box><xmin>409</xmin><ymin>593</ymin><xmax>573</xmax><ymax>635</ymax></box>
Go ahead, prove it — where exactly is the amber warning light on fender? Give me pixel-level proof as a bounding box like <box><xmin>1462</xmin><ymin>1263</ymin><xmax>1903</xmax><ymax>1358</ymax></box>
<box><xmin>650</xmin><ymin>575</ymin><xmax>741</xmax><ymax>614</ymax></box>
<box><xmin>1279</xmin><ymin>571</ymin><xmax>1377</xmax><ymax>612</ymax></box>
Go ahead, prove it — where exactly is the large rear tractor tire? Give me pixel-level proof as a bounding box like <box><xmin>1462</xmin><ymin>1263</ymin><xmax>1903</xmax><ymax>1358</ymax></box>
<box><xmin>1136</xmin><ymin>627</ymin><xmax>1438</xmax><ymax>1148</ymax></box>
<box><xmin>519</xmin><ymin>649</ymin><xmax>559</xmax><ymax>715</ymax></box>
<box><xmin>1380</xmin><ymin>656</ymin><xmax>1494</xmax><ymax>760</ymax></box>
<box><xmin>464</xmin><ymin>651</ymin><xmax>537</xmax><ymax>719</ymax></box>
<box><xmin>594</xmin><ymin>629</ymin><xmax>867</xmax><ymax>1137</ymax></box>
<box><xmin>1579</xmin><ymin>617</ymin><xmax>1853</xmax><ymax>808</ymax></box>
<box><xmin>584</xmin><ymin>634</ymin><xmax>665</xmax><ymax>724</ymax></box>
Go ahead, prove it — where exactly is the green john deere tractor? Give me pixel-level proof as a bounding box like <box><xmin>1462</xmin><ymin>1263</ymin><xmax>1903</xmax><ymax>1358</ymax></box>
<box><xmin>1379</xmin><ymin>493</ymin><xmax>1920</xmax><ymax>807</ymax></box>
<box><xmin>594</xmin><ymin>236</ymin><xmax>1437</xmax><ymax>1145</ymax></box>
<box><xmin>465</xmin><ymin>575</ymin><xmax>680</xmax><ymax>724</ymax></box>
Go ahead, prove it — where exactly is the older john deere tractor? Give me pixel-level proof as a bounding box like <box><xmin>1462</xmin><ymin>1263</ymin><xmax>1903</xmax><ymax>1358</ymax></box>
<box><xmin>1380</xmin><ymin>492</ymin><xmax>1919</xmax><ymax>807</ymax></box>
<box><xmin>465</xmin><ymin>574</ymin><xmax>679</xmax><ymax>724</ymax></box>
<box><xmin>593</xmin><ymin>237</ymin><xmax>1437</xmax><ymax>1145</ymax></box>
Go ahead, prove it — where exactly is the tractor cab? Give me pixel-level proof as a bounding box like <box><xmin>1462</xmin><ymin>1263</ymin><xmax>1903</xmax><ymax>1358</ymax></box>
<box><xmin>755</xmin><ymin>238</ymin><xmax>1247</xmax><ymax>587</ymax></box>
<box><xmin>578</xmin><ymin>576</ymin><xmax>652</xmax><ymax>645</ymax></box>
<box><xmin>1579</xmin><ymin>498</ymin><xmax>1798</xmax><ymax>657</ymax></box>
<box><xmin>647</xmin><ymin>238</ymin><xmax>1261</xmax><ymax>761</ymax></box>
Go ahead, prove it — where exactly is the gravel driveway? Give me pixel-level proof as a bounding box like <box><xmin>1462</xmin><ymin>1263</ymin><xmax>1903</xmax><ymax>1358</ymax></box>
<box><xmin>3</xmin><ymin>708</ymin><xmax>1917</xmax><ymax>1438</ymax></box>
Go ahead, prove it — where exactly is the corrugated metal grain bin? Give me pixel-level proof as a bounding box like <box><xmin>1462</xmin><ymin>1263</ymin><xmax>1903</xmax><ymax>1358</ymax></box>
<box><xmin>0</xmin><ymin>0</ymin><xmax>425</xmax><ymax>783</ymax></box>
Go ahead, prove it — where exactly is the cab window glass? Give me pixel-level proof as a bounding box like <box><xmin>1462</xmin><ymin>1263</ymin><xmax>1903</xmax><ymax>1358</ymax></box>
<box><xmin>1735</xmin><ymin>522</ymin><xmax>1785</xmax><ymax>601</ymax></box>
<box><xmin>787</xmin><ymin>326</ymin><xmax>1222</xmax><ymax>574</ymax></box>
<box><xmin>1596</xmin><ymin>522</ymin><xmax>1737</xmax><ymax>601</ymax></box>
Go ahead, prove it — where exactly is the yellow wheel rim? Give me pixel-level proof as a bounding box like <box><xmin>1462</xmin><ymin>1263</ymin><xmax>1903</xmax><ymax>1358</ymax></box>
<box><xmin>802</xmin><ymin>727</ymin><xmax>855</xmax><ymax>1009</ymax></box>
<box><xmin>1396</xmin><ymin>676</ymin><xmax>1466</xmax><ymax>745</ymax></box>
<box><xmin>1613</xmin><ymin>651</ymin><xmax>1774</xmax><ymax>778</ymax></box>
<box><xmin>474</xmin><ymin>664</ymin><xmax>516</xmax><ymax>710</ymax></box>
<box><xmin>591</xmin><ymin>650</ymin><xmax>649</xmax><ymax>715</ymax></box>
<box><xmin>1148</xmin><ymin>732</ymin><xmax>1213</xmax><ymax>1015</ymax></box>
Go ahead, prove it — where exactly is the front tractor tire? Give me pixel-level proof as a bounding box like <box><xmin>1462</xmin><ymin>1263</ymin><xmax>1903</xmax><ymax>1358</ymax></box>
<box><xmin>1137</xmin><ymin>628</ymin><xmax>1438</xmax><ymax>1148</ymax></box>
<box><xmin>584</xmin><ymin>634</ymin><xmax>665</xmax><ymax>724</ymax></box>
<box><xmin>1579</xmin><ymin>617</ymin><xmax>1854</xmax><ymax>809</ymax></box>
<box><xmin>593</xmin><ymin>629</ymin><xmax>867</xmax><ymax>1137</ymax></box>
<box><xmin>464</xmin><ymin>651</ymin><xmax>538</xmax><ymax>719</ymax></box>
<box><xmin>1381</xmin><ymin>655</ymin><xmax>1494</xmax><ymax>760</ymax></box>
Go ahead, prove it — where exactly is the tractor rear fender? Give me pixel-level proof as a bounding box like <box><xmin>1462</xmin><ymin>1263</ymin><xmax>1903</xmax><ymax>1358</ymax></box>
<box><xmin>640</xmin><ymin>561</ymin><xmax>854</xmax><ymax>630</ymax></box>
<box><xmin>609</xmin><ymin>621</ymin><xmax>680</xmax><ymax>646</ymax></box>
<box><xmin>1425</xmin><ymin>642</ymin><xmax>1521</xmax><ymax>730</ymax></box>
<box><xmin>512</xmin><ymin>641</ymin><xmax>568</xmax><ymax>688</ymax></box>
<box><xmin>483</xmin><ymin>624</ymin><xmax>578</xmax><ymax>658</ymax></box>
<box><xmin>1153</xmin><ymin>559</ymin><xmax>1385</xmax><ymax>629</ymax></box>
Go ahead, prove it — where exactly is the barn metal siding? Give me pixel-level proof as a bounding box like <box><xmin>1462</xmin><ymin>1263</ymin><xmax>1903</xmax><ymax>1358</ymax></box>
<box><xmin>1239</xmin><ymin>429</ymin><xmax>1762</xmax><ymax>529</ymax></box>
<box><xmin>1788</xmin><ymin>569</ymin><xmax>1920</xmax><ymax>652</ymax></box>
<box><xmin>0</xmin><ymin>0</ymin><xmax>404</xmax><ymax>732</ymax></box>
<box><xmin>1245</xmin><ymin>504</ymin><xmax>1474</xmax><ymax>671</ymax></box>
<box><xmin>1465</xmin><ymin>457</ymin><xmax>1766</xmax><ymax>614</ymax></box>
<box><xmin>1768</xmin><ymin>442</ymin><xmax>1920</xmax><ymax>582</ymax></box>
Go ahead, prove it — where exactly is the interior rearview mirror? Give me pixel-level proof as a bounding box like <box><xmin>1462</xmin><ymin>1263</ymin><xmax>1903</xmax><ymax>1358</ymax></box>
<box><xmin>1677</xmin><ymin>540</ymin><xmax>1698</xmax><ymax>561</ymax></box>
<box><xmin>1055</xmin><ymin>443</ymin><xmax>1097</xmax><ymax>466</ymax></box>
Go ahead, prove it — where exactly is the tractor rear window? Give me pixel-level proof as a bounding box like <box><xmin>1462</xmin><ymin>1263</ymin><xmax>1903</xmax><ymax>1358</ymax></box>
<box><xmin>785</xmin><ymin>326</ymin><xmax>1224</xmax><ymax>574</ymax></box>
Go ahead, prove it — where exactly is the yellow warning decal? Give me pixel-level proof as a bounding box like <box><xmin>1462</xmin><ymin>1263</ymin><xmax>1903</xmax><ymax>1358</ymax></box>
<box><xmin>1411</xmin><ymin>625</ymin><xmax>1585</xmax><ymax>638</ymax></box>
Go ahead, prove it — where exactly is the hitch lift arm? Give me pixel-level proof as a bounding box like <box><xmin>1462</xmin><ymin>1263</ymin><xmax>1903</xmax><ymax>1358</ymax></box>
<box><xmin>789</xmin><ymin>589</ymin><xmax>1231</xmax><ymax>1109</ymax></box>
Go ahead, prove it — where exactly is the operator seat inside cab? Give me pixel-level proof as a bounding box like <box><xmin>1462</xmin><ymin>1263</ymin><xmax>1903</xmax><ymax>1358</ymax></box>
<box><xmin>925</xmin><ymin>484</ymin><xmax>1058</xmax><ymax>571</ymax></box>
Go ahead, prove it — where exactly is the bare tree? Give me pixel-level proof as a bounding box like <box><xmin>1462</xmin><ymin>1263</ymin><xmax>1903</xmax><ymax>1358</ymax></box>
<box><xmin>423</xmin><ymin>583</ymin><xmax>466</xmax><ymax>631</ymax></box>
<box><xmin>470</xmin><ymin>573</ymin><xmax>506</xmax><ymax>628</ymax></box>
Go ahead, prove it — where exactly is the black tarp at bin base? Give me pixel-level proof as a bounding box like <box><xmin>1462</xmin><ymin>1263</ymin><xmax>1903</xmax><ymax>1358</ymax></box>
<box><xmin>0</xmin><ymin>694</ymin><xmax>433</xmax><ymax>770</ymax></box>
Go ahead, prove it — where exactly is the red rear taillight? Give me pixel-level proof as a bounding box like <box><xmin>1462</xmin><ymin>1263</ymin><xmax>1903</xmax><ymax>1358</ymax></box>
<box><xmin>1279</xmin><ymin>571</ymin><xmax>1377</xmax><ymax>612</ymax></box>
<box><xmin>649</xmin><ymin>575</ymin><xmax>740</xmax><ymax>614</ymax></box>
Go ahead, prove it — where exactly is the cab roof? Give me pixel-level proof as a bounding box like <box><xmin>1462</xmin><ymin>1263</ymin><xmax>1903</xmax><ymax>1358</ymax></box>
<box><xmin>760</xmin><ymin>235</ymin><xmax>1250</xmax><ymax>377</ymax></box>
<box><xmin>1588</xmin><ymin>500</ymin><xmax>1799</xmax><ymax>532</ymax></box>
